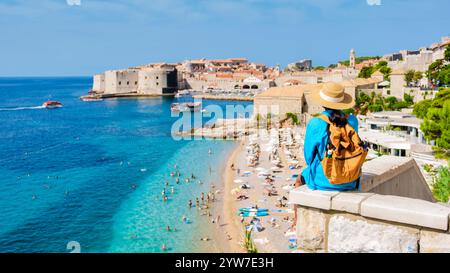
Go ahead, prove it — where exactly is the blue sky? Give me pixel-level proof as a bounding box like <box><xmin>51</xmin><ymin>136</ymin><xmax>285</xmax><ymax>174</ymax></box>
<box><xmin>0</xmin><ymin>0</ymin><xmax>449</xmax><ymax>76</ymax></box>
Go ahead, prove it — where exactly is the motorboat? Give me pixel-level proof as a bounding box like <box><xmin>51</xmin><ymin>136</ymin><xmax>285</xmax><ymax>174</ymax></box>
<box><xmin>42</xmin><ymin>101</ymin><xmax>62</xmax><ymax>109</ymax></box>
<box><xmin>171</xmin><ymin>102</ymin><xmax>202</xmax><ymax>112</ymax></box>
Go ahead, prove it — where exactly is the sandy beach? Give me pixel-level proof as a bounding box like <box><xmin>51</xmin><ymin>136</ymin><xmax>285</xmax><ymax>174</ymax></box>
<box><xmin>217</xmin><ymin>128</ymin><xmax>305</xmax><ymax>253</ymax></box>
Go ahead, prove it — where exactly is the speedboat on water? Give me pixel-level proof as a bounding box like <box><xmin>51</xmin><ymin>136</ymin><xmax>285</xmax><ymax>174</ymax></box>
<box><xmin>171</xmin><ymin>102</ymin><xmax>202</xmax><ymax>112</ymax></box>
<box><xmin>42</xmin><ymin>101</ymin><xmax>63</xmax><ymax>109</ymax></box>
<box><xmin>186</xmin><ymin>102</ymin><xmax>202</xmax><ymax>111</ymax></box>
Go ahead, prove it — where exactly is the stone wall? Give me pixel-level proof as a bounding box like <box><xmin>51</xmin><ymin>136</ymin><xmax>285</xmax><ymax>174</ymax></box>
<box><xmin>104</xmin><ymin>69</ymin><xmax>140</xmax><ymax>94</ymax></box>
<box><xmin>137</xmin><ymin>68</ymin><xmax>177</xmax><ymax>95</ymax></box>
<box><xmin>290</xmin><ymin>187</ymin><xmax>450</xmax><ymax>253</ymax></box>
<box><xmin>92</xmin><ymin>74</ymin><xmax>105</xmax><ymax>93</ymax></box>
<box><xmin>253</xmin><ymin>96</ymin><xmax>303</xmax><ymax>120</ymax></box>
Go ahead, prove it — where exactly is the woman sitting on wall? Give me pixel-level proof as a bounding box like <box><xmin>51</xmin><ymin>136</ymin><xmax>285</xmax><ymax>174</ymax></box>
<box><xmin>292</xmin><ymin>82</ymin><xmax>368</xmax><ymax>227</ymax></box>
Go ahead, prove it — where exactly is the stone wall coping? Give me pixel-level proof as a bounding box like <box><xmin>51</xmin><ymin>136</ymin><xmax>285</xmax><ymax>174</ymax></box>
<box><xmin>289</xmin><ymin>186</ymin><xmax>450</xmax><ymax>231</ymax></box>
<box><xmin>361</xmin><ymin>195</ymin><xmax>450</xmax><ymax>231</ymax></box>
<box><xmin>288</xmin><ymin>186</ymin><xmax>340</xmax><ymax>210</ymax></box>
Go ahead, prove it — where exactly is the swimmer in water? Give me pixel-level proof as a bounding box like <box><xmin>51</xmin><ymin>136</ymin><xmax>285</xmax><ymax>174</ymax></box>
<box><xmin>188</xmin><ymin>200</ymin><xmax>192</xmax><ymax>208</ymax></box>
<box><xmin>176</xmin><ymin>178</ymin><xmax>180</xmax><ymax>184</ymax></box>
<box><xmin>161</xmin><ymin>244</ymin><xmax>167</xmax><ymax>251</ymax></box>
<box><xmin>167</xmin><ymin>225</ymin><xmax>171</xmax><ymax>232</ymax></box>
<box><xmin>163</xmin><ymin>196</ymin><xmax>168</xmax><ymax>202</ymax></box>
<box><xmin>171</xmin><ymin>187</ymin><xmax>175</xmax><ymax>194</ymax></box>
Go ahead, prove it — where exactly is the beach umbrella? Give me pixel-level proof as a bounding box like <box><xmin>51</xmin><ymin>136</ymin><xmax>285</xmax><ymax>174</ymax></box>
<box><xmin>257</xmin><ymin>171</ymin><xmax>270</xmax><ymax>177</ymax></box>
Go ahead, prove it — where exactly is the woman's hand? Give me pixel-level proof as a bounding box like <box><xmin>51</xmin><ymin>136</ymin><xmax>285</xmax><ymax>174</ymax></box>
<box><xmin>295</xmin><ymin>175</ymin><xmax>302</xmax><ymax>188</ymax></box>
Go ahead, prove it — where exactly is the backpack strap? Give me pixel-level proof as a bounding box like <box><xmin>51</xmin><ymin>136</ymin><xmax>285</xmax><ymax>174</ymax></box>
<box><xmin>316</xmin><ymin>114</ymin><xmax>334</xmax><ymax>160</ymax></box>
<box><xmin>318</xmin><ymin>114</ymin><xmax>331</xmax><ymax>125</ymax></box>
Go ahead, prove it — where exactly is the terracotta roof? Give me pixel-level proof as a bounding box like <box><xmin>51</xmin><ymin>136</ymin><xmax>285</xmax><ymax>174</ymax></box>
<box><xmin>216</xmin><ymin>73</ymin><xmax>233</xmax><ymax>78</ymax></box>
<box><xmin>210</xmin><ymin>59</ymin><xmax>233</xmax><ymax>63</ymax></box>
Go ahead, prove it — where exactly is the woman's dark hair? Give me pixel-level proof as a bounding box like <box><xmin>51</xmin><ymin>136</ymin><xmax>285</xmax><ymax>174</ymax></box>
<box><xmin>324</xmin><ymin>107</ymin><xmax>348</xmax><ymax>127</ymax></box>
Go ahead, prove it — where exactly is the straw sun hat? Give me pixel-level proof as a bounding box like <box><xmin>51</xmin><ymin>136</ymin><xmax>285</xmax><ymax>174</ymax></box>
<box><xmin>310</xmin><ymin>82</ymin><xmax>355</xmax><ymax>110</ymax></box>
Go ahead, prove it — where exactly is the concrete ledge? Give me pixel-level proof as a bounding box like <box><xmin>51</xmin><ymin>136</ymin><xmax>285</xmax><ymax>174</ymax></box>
<box><xmin>331</xmin><ymin>192</ymin><xmax>375</xmax><ymax>214</ymax></box>
<box><xmin>420</xmin><ymin>230</ymin><xmax>450</xmax><ymax>253</ymax></box>
<box><xmin>360</xmin><ymin>195</ymin><xmax>450</xmax><ymax>231</ymax></box>
<box><xmin>288</xmin><ymin>186</ymin><xmax>340</xmax><ymax>210</ymax></box>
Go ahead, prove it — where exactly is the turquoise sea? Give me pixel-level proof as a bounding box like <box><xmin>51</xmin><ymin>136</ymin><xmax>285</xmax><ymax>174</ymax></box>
<box><xmin>0</xmin><ymin>77</ymin><xmax>251</xmax><ymax>253</ymax></box>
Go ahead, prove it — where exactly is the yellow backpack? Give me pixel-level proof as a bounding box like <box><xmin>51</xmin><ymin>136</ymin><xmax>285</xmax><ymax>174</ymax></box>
<box><xmin>318</xmin><ymin>114</ymin><xmax>368</xmax><ymax>185</ymax></box>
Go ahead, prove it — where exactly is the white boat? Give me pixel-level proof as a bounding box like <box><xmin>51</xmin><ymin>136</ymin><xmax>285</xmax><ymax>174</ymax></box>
<box><xmin>171</xmin><ymin>102</ymin><xmax>202</xmax><ymax>112</ymax></box>
<box><xmin>42</xmin><ymin>101</ymin><xmax>62</xmax><ymax>109</ymax></box>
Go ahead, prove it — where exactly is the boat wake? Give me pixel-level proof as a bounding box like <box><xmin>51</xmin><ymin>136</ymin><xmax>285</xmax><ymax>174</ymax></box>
<box><xmin>0</xmin><ymin>106</ymin><xmax>45</xmax><ymax>111</ymax></box>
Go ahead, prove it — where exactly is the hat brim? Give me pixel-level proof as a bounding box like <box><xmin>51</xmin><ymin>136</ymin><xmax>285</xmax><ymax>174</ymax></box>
<box><xmin>310</xmin><ymin>84</ymin><xmax>355</xmax><ymax>110</ymax></box>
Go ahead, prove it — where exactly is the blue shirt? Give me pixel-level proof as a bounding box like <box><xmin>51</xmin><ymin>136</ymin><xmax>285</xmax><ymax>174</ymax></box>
<box><xmin>301</xmin><ymin>110</ymin><xmax>359</xmax><ymax>191</ymax></box>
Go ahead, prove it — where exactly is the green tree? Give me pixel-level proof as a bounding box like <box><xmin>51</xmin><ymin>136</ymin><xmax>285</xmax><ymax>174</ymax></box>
<box><xmin>384</xmin><ymin>96</ymin><xmax>398</xmax><ymax>110</ymax></box>
<box><xmin>379</xmin><ymin>66</ymin><xmax>392</xmax><ymax>81</ymax></box>
<box><xmin>404</xmin><ymin>70</ymin><xmax>415</xmax><ymax>86</ymax></box>
<box><xmin>445</xmin><ymin>45</ymin><xmax>450</xmax><ymax>62</ymax></box>
<box><xmin>413</xmin><ymin>71</ymin><xmax>423</xmax><ymax>85</ymax></box>
<box><xmin>413</xmin><ymin>99</ymin><xmax>432</xmax><ymax>118</ymax></box>
<box><xmin>285</xmin><ymin>112</ymin><xmax>300</xmax><ymax>125</ymax></box>
<box><xmin>437</xmin><ymin>65</ymin><xmax>450</xmax><ymax>86</ymax></box>
<box><xmin>403</xmin><ymin>92</ymin><xmax>415</xmax><ymax>105</ymax></box>
<box><xmin>432</xmin><ymin>165</ymin><xmax>450</xmax><ymax>203</ymax></box>
<box><xmin>427</xmin><ymin>59</ymin><xmax>444</xmax><ymax>84</ymax></box>
<box><xmin>420</xmin><ymin>89</ymin><xmax>450</xmax><ymax>159</ymax></box>
<box><xmin>427</xmin><ymin>47</ymin><xmax>450</xmax><ymax>87</ymax></box>
<box><xmin>358</xmin><ymin>66</ymin><xmax>374</xmax><ymax>79</ymax></box>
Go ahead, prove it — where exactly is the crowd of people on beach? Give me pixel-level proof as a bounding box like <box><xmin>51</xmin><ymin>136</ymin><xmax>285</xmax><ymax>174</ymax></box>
<box><xmin>154</xmin><ymin>150</ymin><xmax>233</xmax><ymax>251</ymax></box>
<box><xmin>228</xmin><ymin>127</ymin><xmax>307</xmax><ymax>252</ymax></box>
